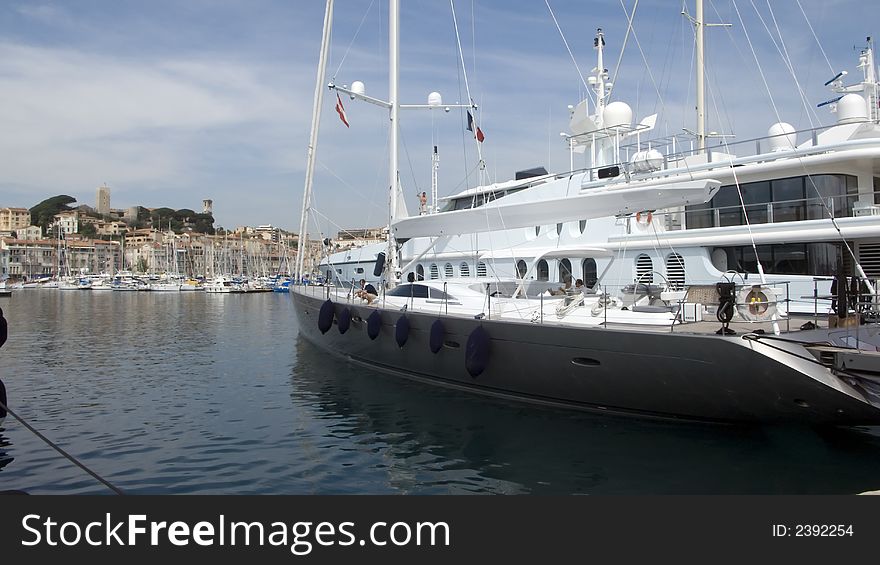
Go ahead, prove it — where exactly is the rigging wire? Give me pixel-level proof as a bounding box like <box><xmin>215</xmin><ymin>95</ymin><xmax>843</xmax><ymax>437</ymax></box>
<box><xmin>544</xmin><ymin>0</ymin><xmax>593</xmax><ymax>106</ymax></box>
<box><xmin>751</xmin><ymin>0</ymin><xmax>821</xmax><ymax>128</ymax></box>
<box><xmin>795</xmin><ymin>0</ymin><xmax>835</xmax><ymax>76</ymax></box>
<box><xmin>331</xmin><ymin>0</ymin><xmax>376</xmax><ymax>80</ymax></box>
<box><xmin>0</xmin><ymin>399</ymin><xmax>124</xmax><ymax>495</ymax></box>
<box><xmin>607</xmin><ymin>0</ymin><xmax>639</xmax><ymax>102</ymax></box>
<box><xmin>449</xmin><ymin>0</ymin><xmax>485</xmax><ymax>179</ymax></box>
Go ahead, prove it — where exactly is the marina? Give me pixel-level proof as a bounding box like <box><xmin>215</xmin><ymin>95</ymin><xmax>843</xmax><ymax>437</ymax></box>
<box><xmin>2</xmin><ymin>290</ymin><xmax>880</xmax><ymax>494</ymax></box>
<box><xmin>2</xmin><ymin>0</ymin><xmax>880</xmax><ymax>498</ymax></box>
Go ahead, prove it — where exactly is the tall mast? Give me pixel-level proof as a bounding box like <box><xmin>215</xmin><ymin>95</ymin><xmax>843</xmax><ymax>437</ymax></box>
<box><xmin>695</xmin><ymin>0</ymin><xmax>706</xmax><ymax>151</ymax></box>
<box><xmin>387</xmin><ymin>0</ymin><xmax>401</xmax><ymax>283</ymax></box>
<box><xmin>295</xmin><ymin>0</ymin><xmax>334</xmax><ymax>281</ymax></box>
<box><xmin>593</xmin><ymin>28</ymin><xmax>608</xmax><ymax>123</ymax></box>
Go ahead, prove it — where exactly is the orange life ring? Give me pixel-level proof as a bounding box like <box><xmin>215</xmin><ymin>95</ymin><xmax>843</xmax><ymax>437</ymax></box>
<box><xmin>635</xmin><ymin>211</ymin><xmax>653</xmax><ymax>225</ymax></box>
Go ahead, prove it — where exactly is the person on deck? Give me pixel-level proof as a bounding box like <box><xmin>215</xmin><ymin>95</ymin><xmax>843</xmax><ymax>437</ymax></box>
<box><xmin>355</xmin><ymin>279</ymin><xmax>378</xmax><ymax>305</ymax></box>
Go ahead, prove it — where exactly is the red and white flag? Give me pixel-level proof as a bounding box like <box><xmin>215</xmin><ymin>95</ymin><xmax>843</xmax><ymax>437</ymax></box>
<box><xmin>335</xmin><ymin>93</ymin><xmax>349</xmax><ymax>128</ymax></box>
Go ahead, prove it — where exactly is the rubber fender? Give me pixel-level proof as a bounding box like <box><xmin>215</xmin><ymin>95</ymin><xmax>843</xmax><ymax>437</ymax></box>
<box><xmin>337</xmin><ymin>307</ymin><xmax>351</xmax><ymax>334</ymax></box>
<box><xmin>429</xmin><ymin>319</ymin><xmax>444</xmax><ymax>354</ymax></box>
<box><xmin>395</xmin><ymin>315</ymin><xmax>410</xmax><ymax>348</ymax></box>
<box><xmin>367</xmin><ymin>310</ymin><xmax>382</xmax><ymax>340</ymax></box>
<box><xmin>465</xmin><ymin>325</ymin><xmax>490</xmax><ymax>377</ymax></box>
<box><xmin>318</xmin><ymin>300</ymin><xmax>334</xmax><ymax>334</ymax></box>
<box><xmin>0</xmin><ymin>307</ymin><xmax>6</xmax><ymax>349</ymax></box>
<box><xmin>373</xmin><ymin>252</ymin><xmax>386</xmax><ymax>277</ymax></box>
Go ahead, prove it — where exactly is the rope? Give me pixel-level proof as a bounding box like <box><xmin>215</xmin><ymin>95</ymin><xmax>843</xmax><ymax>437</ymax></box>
<box><xmin>544</xmin><ymin>0</ymin><xmax>593</xmax><ymax>105</ymax></box>
<box><xmin>0</xmin><ymin>398</ymin><xmax>124</xmax><ymax>495</ymax></box>
<box><xmin>608</xmin><ymin>0</ymin><xmax>639</xmax><ymax>101</ymax></box>
<box><xmin>449</xmin><ymin>0</ymin><xmax>485</xmax><ymax>174</ymax></box>
<box><xmin>795</xmin><ymin>0</ymin><xmax>835</xmax><ymax>76</ymax></box>
<box><xmin>331</xmin><ymin>0</ymin><xmax>376</xmax><ymax>80</ymax></box>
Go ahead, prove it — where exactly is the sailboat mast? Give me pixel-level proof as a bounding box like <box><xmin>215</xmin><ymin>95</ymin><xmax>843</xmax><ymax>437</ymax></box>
<box><xmin>387</xmin><ymin>0</ymin><xmax>401</xmax><ymax>283</ymax></box>
<box><xmin>296</xmin><ymin>0</ymin><xmax>334</xmax><ymax>281</ymax></box>
<box><xmin>695</xmin><ymin>0</ymin><xmax>706</xmax><ymax>151</ymax></box>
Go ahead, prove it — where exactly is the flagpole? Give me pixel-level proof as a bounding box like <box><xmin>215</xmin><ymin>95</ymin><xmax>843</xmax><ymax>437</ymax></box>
<box><xmin>296</xmin><ymin>0</ymin><xmax>334</xmax><ymax>282</ymax></box>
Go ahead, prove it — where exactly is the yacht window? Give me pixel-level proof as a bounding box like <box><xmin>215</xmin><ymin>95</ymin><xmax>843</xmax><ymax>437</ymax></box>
<box><xmin>444</xmin><ymin>263</ymin><xmax>454</xmax><ymax>278</ymax></box>
<box><xmin>460</xmin><ymin>262</ymin><xmax>470</xmax><ymax>277</ymax></box>
<box><xmin>635</xmin><ymin>254</ymin><xmax>653</xmax><ymax>283</ymax></box>
<box><xmin>416</xmin><ymin>264</ymin><xmax>425</xmax><ymax>281</ymax></box>
<box><xmin>665</xmin><ymin>253</ymin><xmax>685</xmax><ymax>289</ymax></box>
<box><xmin>772</xmin><ymin>177</ymin><xmax>805</xmax><ymax>222</ymax></box>
<box><xmin>582</xmin><ymin>258</ymin><xmax>598</xmax><ymax>288</ymax></box>
<box><xmin>355</xmin><ymin>267</ymin><xmax>364</xmax><ymax>274</ymax></box>
<box><xmin>537</xmin><ymin>260</ymin><xmax>549</xmax><ymax>281</ymax></box>
<box><xmin>387</xmin><ymin>284</ymin><xmax>429</xmax><ymax>298</ymax></box>
<box><xmin>741</xmin><ymin>181</ymin><xmax>770</xmax><ymax>224</ymax></box>
<box><xmin>429</xmin><ymin>287</ymin><xmax>455</xmax><ymax>300</ymax></box>
<box><xmin>453</xmin><ymin>198</ymin><xmax>474</xmax><ymax>211</ymax></box>
<box><xmin>429</xmin><ymin>264</ymin><xmax>439</xmax><ymax>279</ymax></box>
<box><xmin>336</xmin><ymin>268</ymin><xmax>342</xmax><ymax>274</ymax></box>
<box><xmin>558</xmin><ymin>258</ymin><xmax>572</xmax><ymax>283</ymax></box>
<box><xmin>477</xmin><ymin>261</ymin><xmax>488</xmax><ymax>277</ymax></box>
<box><xmin>516</xmin><ymin>259</ymin><xmax>528</xmax><ymax>279</ymax></box>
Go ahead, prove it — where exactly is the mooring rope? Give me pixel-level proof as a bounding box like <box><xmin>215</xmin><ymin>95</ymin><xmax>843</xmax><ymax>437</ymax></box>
<box><xmin>0</xmin><ymin>398</ymin><xmax>125</xmax><ymax>495</ymax></box>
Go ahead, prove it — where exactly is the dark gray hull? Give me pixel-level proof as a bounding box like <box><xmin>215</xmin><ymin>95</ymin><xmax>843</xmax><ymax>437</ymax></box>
<box><xmin>292</xmin><ymin>290</ymin><xmax>880</xmax><ymax>425</ymax></box>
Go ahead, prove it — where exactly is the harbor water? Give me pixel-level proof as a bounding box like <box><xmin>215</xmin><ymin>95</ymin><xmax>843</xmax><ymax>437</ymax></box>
<box><xmin>1</xmin><ymin>290</ymin><xmax>880</xmax><ymax>494</ymax></box>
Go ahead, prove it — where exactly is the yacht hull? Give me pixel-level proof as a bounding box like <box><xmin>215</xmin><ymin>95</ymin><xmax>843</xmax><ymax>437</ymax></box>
<box><xmin>292</xmin><ymin>289</ymin><xmax>880</xmax><ymax>425</ymax></box>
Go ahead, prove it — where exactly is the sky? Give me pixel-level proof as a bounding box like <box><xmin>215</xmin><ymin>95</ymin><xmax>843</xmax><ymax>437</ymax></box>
<box><xmin>0</xmin><ymin>0</ymin><xmax>873</xmax><ymax>235</ymax></box>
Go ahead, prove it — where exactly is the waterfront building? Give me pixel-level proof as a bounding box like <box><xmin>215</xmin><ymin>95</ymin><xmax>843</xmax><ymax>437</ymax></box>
<box><xmin>0</xmin><ymin>207</ymin><xmax>31</xmax><ymax>232</ymax></box>
<box><xmin>17</xmin><ymin>226</ymin><xmax>43</xmax><ymax>240</ymax></box>
<box><xmin>95</xmin><ymin>221</ymin><xmax>128</xmax><ymax>237</ymax></box>
<box><xmin>52</xmin><ymin>210</ymin><xmax>79</xmax><ymax>235</ymax></box>
<box><xmin>334</xmin><ymin>227</ymin><xmax>386</xmax><ymax>250</ymax></box>
<box><xmin>0</xmin><ymin>238</ymin><xmax>57</xmax><ymax>279</ymax></box>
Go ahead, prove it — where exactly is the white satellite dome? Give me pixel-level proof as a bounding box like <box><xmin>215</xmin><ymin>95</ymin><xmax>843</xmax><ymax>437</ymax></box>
<box><xmin>767</xmin><ymin>122</ymin><xmax>796</xmax><ymax>152</ymax></box>
<box><xmin>427</xmin><ymin>91</ymin><xmax>442</xmax><ymax>107</ymax></box>
<box><xmin>836</xmin><ymin>93</ymin><xmax>868</xmax><ymax>124</ymax></box>
<box><xmin>603</xmin><ymin>101</ymin><xmax>632</xmax><ymax>128</ymax></box>
<box><xmin>351</xmin><ymin>81</ymin><xmax>366</xmax><ymax>96</ymax></box>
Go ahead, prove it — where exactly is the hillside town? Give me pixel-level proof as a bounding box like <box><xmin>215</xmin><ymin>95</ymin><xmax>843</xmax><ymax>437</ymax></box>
<box><xmin>0</xmin><ymin>185</ymin><xmax>378</xmax><ymax>288</ymax></box>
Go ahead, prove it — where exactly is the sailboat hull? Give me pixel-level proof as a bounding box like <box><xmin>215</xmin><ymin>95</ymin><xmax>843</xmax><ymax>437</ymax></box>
<box><xmin>292</xmin><ymin>288</ymin><xmax>880</xmax><ymax>425</ymax></box>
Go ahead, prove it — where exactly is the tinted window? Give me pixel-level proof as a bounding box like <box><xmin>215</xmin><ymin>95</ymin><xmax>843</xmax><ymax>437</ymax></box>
<box><xmin>387</xmin><ymin>284</ymin><xmax>429</xmax><ymax>298</ymax></box>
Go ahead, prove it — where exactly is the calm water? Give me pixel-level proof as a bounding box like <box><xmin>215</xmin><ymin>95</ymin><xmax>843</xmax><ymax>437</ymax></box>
<box><xmin>1</xmin><ymin>290</ymin><xmax>880</xmax><ymax>494</ymax></box>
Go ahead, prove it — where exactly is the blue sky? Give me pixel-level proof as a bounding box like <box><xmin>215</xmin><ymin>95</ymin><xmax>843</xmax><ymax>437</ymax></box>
<box><xmin>0</xmin><ymin>1</ymin><xmax>873</xmax><ymax>235</ymax></box>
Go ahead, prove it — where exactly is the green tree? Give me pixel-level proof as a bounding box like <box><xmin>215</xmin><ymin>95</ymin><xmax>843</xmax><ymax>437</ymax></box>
<box><xmin>79</xmin><ymin>223</ymin><xmax>97</xmax><ymax>238</ymax></box>
<box><xmin>29</xmin><ymin>195</ymin><xmax>76</xmax><ymax>231</ymax></box>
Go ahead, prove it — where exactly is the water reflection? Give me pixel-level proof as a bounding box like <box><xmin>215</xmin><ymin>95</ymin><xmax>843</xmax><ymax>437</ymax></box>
<box><xmin>0</xmin><ymin>423</ymin><xmax>13</xmax><ymax>472</ymax></box>
<box><xmin>291</xmin><ymin>336</ymin><xmax>880</xmax><ymax>494</ymax></box>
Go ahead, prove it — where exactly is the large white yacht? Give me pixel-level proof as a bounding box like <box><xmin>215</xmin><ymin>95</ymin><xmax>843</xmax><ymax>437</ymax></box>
<box><xmin>317</xmin><ymin>11</ymin><xmax>880</xmax><ymax>316</ymax></box>
<box><xmin>292</xmin><ymin>0</ymin><xmax>880</xmax><ymax>425</ymax></box>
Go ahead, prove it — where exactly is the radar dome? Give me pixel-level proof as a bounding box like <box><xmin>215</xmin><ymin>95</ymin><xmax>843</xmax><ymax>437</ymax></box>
<box><xmin>427</xmin><ymin>91</ymin><xmax>442</xmax><ymax>107</ymax></box>
<box><xmin>603</xmin><ymin>101</ymin><xmax>632</xmax><ymax>128</ymax></box>
<box><xmin>767</xmin><ymin>122</ymin><xmax>796</xmax><ymax>152</ymax></box>
<box><xmin>351</xmin><ymin>81</ymin><xmax>366</xmax><ymax>96</ymax></box>
<box><xmin>837</xmin><ymin>93</ymin><xmax>868</xmax><ymax>124</ymax></box>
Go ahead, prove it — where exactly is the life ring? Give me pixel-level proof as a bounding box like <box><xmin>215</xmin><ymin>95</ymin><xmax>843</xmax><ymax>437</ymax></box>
<box><xmin>635</xmin><ymin>211</ymin><xmax>653</xmax><ymax>229</ymax></box>
<box><xmin>735</xmin><ymin>285</ymin><xmax>778</xmax><ymax>322</ymax></box>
